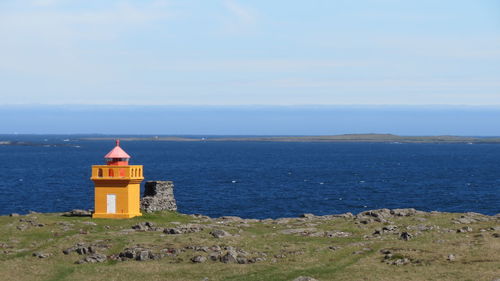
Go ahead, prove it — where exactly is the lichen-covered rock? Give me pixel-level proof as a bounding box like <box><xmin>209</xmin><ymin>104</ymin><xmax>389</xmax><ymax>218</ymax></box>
<box><xmin>141</xmin><ymin>181</ymin><xmax>177</xmax><ymax>213</ymax></box>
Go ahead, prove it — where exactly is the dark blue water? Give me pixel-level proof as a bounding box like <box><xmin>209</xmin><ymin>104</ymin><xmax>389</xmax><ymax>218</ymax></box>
<box><xmin>0</xmin><ymin>135</ymin><xmax>499</xmax><ymax>218</ymax></box>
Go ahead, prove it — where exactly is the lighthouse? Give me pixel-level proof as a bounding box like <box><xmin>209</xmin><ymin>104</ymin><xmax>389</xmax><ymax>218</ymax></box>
<box><xmin>91</xmin><ymin>140</ymin><xmax>144</xmax><ymax>218</ymax></box>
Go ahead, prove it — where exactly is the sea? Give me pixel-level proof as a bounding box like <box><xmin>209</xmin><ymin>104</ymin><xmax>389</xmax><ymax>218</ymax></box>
<box><xmin>0</xmin><ymin>135</ymin><xmax>499</xmax><ymax>218</ymax></box>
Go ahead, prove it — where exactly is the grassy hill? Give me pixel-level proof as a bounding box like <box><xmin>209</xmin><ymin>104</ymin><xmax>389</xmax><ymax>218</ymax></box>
<box><xmin>0</xmin><ymin>209</ymin><xmax>499</xmax><ymax>281</ymax></box>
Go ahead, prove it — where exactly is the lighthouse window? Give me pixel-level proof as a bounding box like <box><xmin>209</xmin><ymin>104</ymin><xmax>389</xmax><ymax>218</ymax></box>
<box><xmin>98</xmin><ymin>169</ymin><xmax>103</xmax><ymax>177</ymax></box>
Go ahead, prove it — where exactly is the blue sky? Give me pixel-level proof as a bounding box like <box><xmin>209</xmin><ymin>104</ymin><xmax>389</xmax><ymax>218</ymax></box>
<box><xmin>1</xmin><ymin>0</ymin><xmax>499</xmax><ymax>105</ymax></box>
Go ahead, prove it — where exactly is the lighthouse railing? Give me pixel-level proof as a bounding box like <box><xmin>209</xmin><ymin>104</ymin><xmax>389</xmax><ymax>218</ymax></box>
<box><xmin>91</xmin><ymin>165</ymin><xmax>143</xmax><ymax>179</ymax></box>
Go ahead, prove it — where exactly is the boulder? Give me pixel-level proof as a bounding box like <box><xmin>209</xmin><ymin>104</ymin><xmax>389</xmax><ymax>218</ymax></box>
<box><xmin>210</xmin><ymin>229</ymin><xmax>231</xmax><ymax>238</ymax></box>
<box><xmin>191</xmin><ymin>255</ymin><xmax>207</xmax><ymax>263</ymax></box>
<box><xmin>141</xmin><ymin>181</ymin><xmax>177</xmax><ymax>213</ymax></box>
<box><xmin>221</xmin><ymin>251</ymin><xmax>238</xmax><ymax>263</ymax></box>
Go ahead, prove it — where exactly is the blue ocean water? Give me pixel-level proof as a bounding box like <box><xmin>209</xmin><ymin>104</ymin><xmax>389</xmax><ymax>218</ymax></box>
<box><xmin>0</xmin><ymin>135</ymin><xmax>499</xmax><ymax>218</ymax></box>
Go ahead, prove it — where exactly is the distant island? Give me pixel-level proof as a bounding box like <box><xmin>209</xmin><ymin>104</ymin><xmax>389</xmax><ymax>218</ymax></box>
<box><xmin>80</xmin><ymin>134</ymin><xmax>500</xmax><ymax>144</ymax></box>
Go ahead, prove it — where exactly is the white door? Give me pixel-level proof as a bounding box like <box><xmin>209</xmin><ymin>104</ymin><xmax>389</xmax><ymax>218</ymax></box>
<box><xmin>106</xmin><ymin>194</ymin><xmax>116</xmax><ymax>214</ymax></box>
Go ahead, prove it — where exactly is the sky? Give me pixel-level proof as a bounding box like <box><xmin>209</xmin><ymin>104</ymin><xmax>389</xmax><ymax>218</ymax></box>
<box><xmin>0</xmin><ymin>1</ymin><xmax>500</xmax><ymax>135</ymax></box>
<box><xmin>0</xmin><ymin>0</ymin><xmax>499</xmax><ymax>106</ymax></box>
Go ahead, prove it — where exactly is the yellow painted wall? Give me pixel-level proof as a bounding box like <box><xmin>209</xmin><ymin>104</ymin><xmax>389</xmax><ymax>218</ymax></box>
<box><xmin>91</xmin><ymin>165</ymin><xmax>143</xmax><ymax>219</ymax></box>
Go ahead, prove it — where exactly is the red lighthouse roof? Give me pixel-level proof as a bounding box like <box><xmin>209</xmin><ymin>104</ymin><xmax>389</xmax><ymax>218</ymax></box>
<box><xmin>104</xmin><ymin>140</ymin><xmax>131</xmax><ymax>159</ymax></box>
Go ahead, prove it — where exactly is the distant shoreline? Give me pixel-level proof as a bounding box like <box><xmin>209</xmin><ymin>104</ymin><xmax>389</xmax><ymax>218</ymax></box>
<box><xmin>79</xmin><ymin>134</ymin><xmax>500</xmax><ymax>144</ymax></box>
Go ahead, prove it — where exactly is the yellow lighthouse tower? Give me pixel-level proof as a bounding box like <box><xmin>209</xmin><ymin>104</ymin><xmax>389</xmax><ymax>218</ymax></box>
<box><xmin>91</xmin><ymin>140</ymin><xmax>143</xmax><ymax>219</ymax></box>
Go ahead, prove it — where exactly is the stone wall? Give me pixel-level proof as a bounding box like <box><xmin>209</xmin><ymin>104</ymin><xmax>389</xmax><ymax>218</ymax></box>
<box><xmin>140</xmin><ymin>181</ymin><xmax>177</xmax><ymax>213</ymax></box>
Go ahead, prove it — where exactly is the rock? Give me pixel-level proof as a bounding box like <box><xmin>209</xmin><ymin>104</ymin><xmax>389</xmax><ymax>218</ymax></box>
<box><xmin>457</xmin><ymin>226</ymin><xmax>473</xmax><ymax>233</ymax></box>
<box><xmin>9</xmin><ymin>213</ymin><xmax>20</xmax><ymax>217</ymax></box>
<box><xmin>210</xmin><ymin>229</ymin><xmax>231</xmax><ymax>238</ymax></box>
<box><xmin>185</xmin><ymin>245</ymin><xmax>209</xmax><ymax>252</ymax></box>
<box><xmin>390</xmin><ymin>258</ymin><xmax>410</xmax><ymax>266</ymax></box>
<box><xmin>391</xmin><ymin>208</ymin><xmax>422</xmax><ymax>216</ymax></box>
<box><xmin>16</xmin><ymin>225</ymin><xmax>28</xmax><ymax>231</ymax></box>
<box><xmin>76</xmin><ymin>246</ymin><xmax>89</xmax><ymax>255</ymax></box>
<box><xmin>77</xmin><ymin>253</ymin><xmax>107</xmax><ymax>264</ymax></box>
<box><xmin>407</xmin><ymin>225</ymin><xmax>435</xmax><ymax>232</ymax></box>
<box><xmin>132</xmin><ymin>222</ymin><xmax>155</xmax><ymax>231</ymax></box>
<box><xmin>32</xmin><ymin>252</ymin><xmax>50</xmax><ymax>258</ymax></box>
<box><xmin>374</xmin><ymin>225</ymin><xmax>398</xmax><ymax>235</ymax></box>
<box><xmin>323</xmin><ymin>231</ymin><xmax>351</xmax><ymax>238</ymax></box>
<box><xmin>454</xmin><ymin>217</ymin><xmax>475</xmax><ymax>224</ymax></box>
<box><xmin>361</xmin><ymin>208</ymin><xmax>392</xmax><ymax>218</ymax></box>
<box><xmin>221</xmin><ymin>251</ymin><xmax>238</xmax><ymax>263</ymax></box>
<box><xmin>164</xmin><ymin>224</ymin><xmax>204</xmax><ymax>234</ymax></box>
<box><xmin>380</xmin><ymin>249</ymin><xmax>392</xmax><ymax>255</ymax></box>
<box><xmin>136</xmin><ymin>250</ymin><xmax>151</xmax><ymax>261</ymax></box>
<box><xmin>292</xmin><ymin>276</ymin><xmax>319</xmax><ymax>281</ymax></box>
<box><xmin>210</xmin><ymin>245</ymin><xmax>222</xmax><ymax>252</ymax></box>
<box><xmin>119</xmin><ymin>249</ymin><xmax>136</xmax><ymax>259</ymax></box>
<box><xmin>383</xmin><ymin>225</ymin><xmax>398</xmax><ymax>232</ymax></box>
<box><xmin>219</xmin><ymin>216</ymin><xmax>243</xmax><ymax>222</ymax></box>
<box><xmin>208</xmin><ymin>252</ymin><xmax>220</xmax><ymax>261</ymax></box>
<box><xmin>82</xmin><ymin>221</ymin><xmax>97</xmax><ymax>226</ymax></box>
<box><xmin>237</xmin><ymin>257</ymin><xmax>249</xmax><ymax>264</ymax></box>
<box><xmin>300</xmin><ymin>213</ymin><xmax>315</xmax><ymax>218</ymax></box>
<box><xmin>64</xmin><ymin>209</ymin><xmax>92</xmax><ymax>217</ymax></box>
<box><xmin>164</xmin><ymin>228</ymin><xmax>183</xmax><ymax>234</ymax></box>
<box><xmin>333</xmin><ymin>212</ymin><xmax>354</xmax><ymax>219</ymax></box>
<box><xmin>400</xmin><ymin>232</ymin><xmax>413</xmax><ymax>241</ymax></box>
<box><xmin>191</xmin><ymin>255</ymin><xmax>207</xmax><ymax>263</ymax></box>
<box><xmin>141</xmin><ymin>181</ymin><xmax>177</xmax><ymax>213</ymax></box>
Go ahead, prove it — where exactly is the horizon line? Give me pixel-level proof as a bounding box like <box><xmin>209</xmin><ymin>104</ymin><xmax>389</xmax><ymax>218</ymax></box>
<box><xmin>2</xmin><ymin>104</ymin><xmax>500</xmax><ymax>108</ymax></box>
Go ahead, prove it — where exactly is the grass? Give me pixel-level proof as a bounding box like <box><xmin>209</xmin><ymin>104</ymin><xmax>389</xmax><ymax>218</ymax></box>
<box><xmin>0</xmin><ymin>211</ymin><xmax>498</xmax><ymax>281</ymax></box>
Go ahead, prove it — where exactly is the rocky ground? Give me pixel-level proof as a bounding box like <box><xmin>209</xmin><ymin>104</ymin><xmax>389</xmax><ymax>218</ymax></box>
<box><xmin>0</xmin><ymin>209</ymin><xmax>499</xmax><ymax>281</ymax></box>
